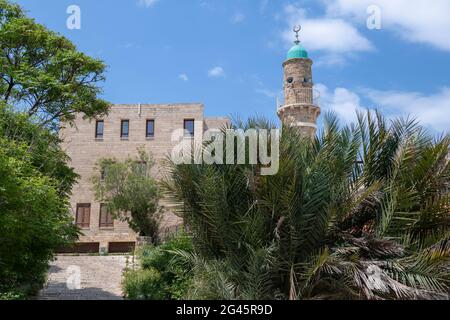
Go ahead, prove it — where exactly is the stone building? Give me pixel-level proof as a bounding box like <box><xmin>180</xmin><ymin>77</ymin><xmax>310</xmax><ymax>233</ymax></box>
<box><xmin>60</xmin><ymin>103</ymin><xmax>229</xmax><ymax>253</ymax></box>
<box><xmin>278</xmin><ymin>27</ymin><xmax>321</xmax><ymax>136</ymax></box>
<box><xmin>61</xmin><ymin>27</ymin><xmax>320</xmax><ymax>253</ymax></box>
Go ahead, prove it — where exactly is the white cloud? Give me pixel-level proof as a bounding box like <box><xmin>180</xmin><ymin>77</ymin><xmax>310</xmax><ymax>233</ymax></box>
<box><xmin>256</xmin><ymin>88</ymin><xmax>277</xmax><ymax>99</ymax></box>
<box><xmin>282</xmin><ymin>4</ymin><xmax>373</xmax><ymax>64</ymax></box>
<box><xmin>208</xmin><ymin>66</ymin><xmax>225</xmax><ymax>78</ymax></box>
<box><xmin>239</xmin><ymin>74</ymin><xmax>279</xmax><ymax>100</ymax></box>
<box><xmin>325</xmin><ymin>0</ymin><xmax>450</xmax><ymax>51</ymax></box>
<box><xmin>231</xmin><ymin>13</ymin><xmax>245</xmax><ymax>24</ymax></box>
<box><xmin>364</xmin><ymin>87</ymin><xmax>450</xmax><ymax>132</ymax></box>
<box><xmin>315</xmin><ymin>83</ymin><xmax>450</xmax><ymax>132</ymax></box>
<box><xmin>315</xmin><ymin>84</ymin><xmax>364</xmax><ymax>123</ymax></box>
<box><xmin>178</xmin><ymin>74</ymin><xmax>189</xmax><ymax>81</ymax></box>
<box><xmin>313</xmin><ymin>54</ymin><xmax>347</xmax><ymax>67</ymax></box>
<box><xmin>138</xmin><ymin>0</ymin><xmax>159</xmax><ymax>8</ymax></box>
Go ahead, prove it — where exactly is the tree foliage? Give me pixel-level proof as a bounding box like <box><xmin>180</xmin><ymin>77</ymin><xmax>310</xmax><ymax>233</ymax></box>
<box><xmin>0</xmin><ymin>0</ymin><xmax>109</xmax><ymax>299</ymax></box>
<box><xmin>123</xmin><ymin>234</ymin><xmax>194</xmax><ymax>300</ymax></box>
<box><xmin>0</xmin><ymin>104</ymin><xmax>79</xmax><ymax>298</ymax></box>
<box><xmin>165</xmin><ymin>112</ymin><xmax>450</xmax><ymax>300</ymax></box>
<box><xmin>0</xmin><ymin>0</ymin><xmax>109</xmax><ymax>129</ymax></box>
<box><xmin>92</xmin><ymin>150</ymin><xmax>163</xmax><ymax>241</ymax></box>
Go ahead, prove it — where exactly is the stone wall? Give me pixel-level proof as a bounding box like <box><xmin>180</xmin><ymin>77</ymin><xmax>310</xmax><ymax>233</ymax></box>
<box><xmin>60</xmin><ymin>104</ymin><xmax>228</xmax><ymax>252</ymax></box>
<box><xmin>283</xmin><ymin>58</ymin><xmax>313</xmax><ymax>105</ymax></box>
<box><xmin>279</xmin><ymin>58</ymin><xmax>320</xmax><ymax>137</ymax></box>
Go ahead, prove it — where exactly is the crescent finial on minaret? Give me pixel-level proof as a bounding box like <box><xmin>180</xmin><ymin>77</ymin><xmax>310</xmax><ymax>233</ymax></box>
<box><xmin>293</xmin><ymin>25</ymin><xmax>301</xmax><ymax>45</ymax></box>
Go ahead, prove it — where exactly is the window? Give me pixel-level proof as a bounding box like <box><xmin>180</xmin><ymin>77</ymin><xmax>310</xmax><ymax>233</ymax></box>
<box><xmin>99</xmin><ymin>204</ymin><xmax>114</xmax><ymax>229</ymax></box>
<box><xmin>287</xmin><ymin>77</ymin><xmax>294</xmax><ymax>84</ymax></box>
<box><xmin>121</xmin><ymin>120</ymin><xmax>129</xmax><ymax>139</ymax></box>
<box><xmin>146</xmin><ymin>120</ymin><xmax>155</xmax><ymax>138</ymax></box>
<box><xmin>95</xmin><ymin>120</ymin><xmax>104</xmax><ymax>139</ymax></box>
<box><xmin>184</xmin><ymin>119</ymin><xmax>195</xmax><ymax>137</ymax></box>
<box><xmin>76</xmin><ymin>204</ymin><xmax>91</xmax><ymax>229</ymax></box>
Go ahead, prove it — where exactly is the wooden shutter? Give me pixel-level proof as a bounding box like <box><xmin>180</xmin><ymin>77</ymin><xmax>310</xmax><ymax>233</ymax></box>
<box><xmin>99</xmin><ymin>205</ymin><xmax>106</xmax><ymax>227</ymax></box>
<box><xmin>76</xmin><ymin>204</ymin><xmax>91</xmax><ymax>228</ymax></box>
<box><xmin>76</xmin><ymin>205</ymin><xmax>83</xmax><ymax>226</ymax></box>
<box><xmin>82</xmin><ymin>206</ymin><xmax>90</xmax><ymax>228</ymax></box>
<box><xmin>106</xmin><ymin>209</ymin><xmax>114</xmax><ymax>227</ymax></box>
<box><xmin>99</xmin><ymin>204</ymin><xmax>113</xmax><ymax>228</ymax></box>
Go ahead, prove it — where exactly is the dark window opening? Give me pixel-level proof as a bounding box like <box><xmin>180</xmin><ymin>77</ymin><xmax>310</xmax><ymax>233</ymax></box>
<box><xmin>99</xmin><ymin>204</ymin><xmax>114</xmax><ymax>229</ymax></box>
<box><xmin>287</xmin><ymin>77</ymin><xmax>294</xmax><ymax>84</ymax></box>
<box><xmin>108</xmin><ymin>242</ymin><xmax>135</xmax><ymax>254</ymax></box>
<box><xmin>57</xmin><ymin>243</ymin><xmax>100</xmax><ymax>254</ymax></box>
<box><xmin>121</xmin><ymin>120</ymin><xmax>129</xmax><ymax>139</ymax></box>
<box><xmin>146</xmin><ymin>120</ymin><xmax>155</xmax><ymax>138</ymax></box>
<box><xmin>95</xmin><ymin>120</ymin><xmax>104</xmax><ymax>139</ymax></box>
<box><xmin>76</xmin><ymin>204</ymin><xmax>91</xmax><ymax>229</ymax></box>
<box><xmin>184</xmin><ymin>119</ymin><xmax>195</xmax><ymax>137</ymax></box>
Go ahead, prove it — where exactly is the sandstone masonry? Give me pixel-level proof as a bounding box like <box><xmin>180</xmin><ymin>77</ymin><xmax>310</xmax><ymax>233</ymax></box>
<box><xmin>61</xmin><ymin>103</ymin><xmax>229</xmax><ymax>253</ymax></box>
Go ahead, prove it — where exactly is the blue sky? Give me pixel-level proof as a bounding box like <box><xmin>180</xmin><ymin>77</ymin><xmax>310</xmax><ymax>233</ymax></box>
<box><xmin>14</xmin><ymin>0</ymin><xmax>450</xmax><ymax>132</ymax></box>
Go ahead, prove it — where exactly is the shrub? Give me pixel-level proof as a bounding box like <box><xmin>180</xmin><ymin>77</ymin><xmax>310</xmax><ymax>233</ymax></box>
<box><xmin>140</xmin><ymin>233</ymin><xmax>193</xmax><ymax>271</ymax></box>
<box><xmin>122</xmin><ymin>268</ymin><xmax>165</xmax><ymax>300</ymax></box>
<box><xmin>124</xmin><ymin>233</ymin><xmax>194</xmax><ymax>300</ymax></box>
<box><xmin>0</xmin><ymin>290</ymin><xmax>27</xmax><ymax>301</ymax></box>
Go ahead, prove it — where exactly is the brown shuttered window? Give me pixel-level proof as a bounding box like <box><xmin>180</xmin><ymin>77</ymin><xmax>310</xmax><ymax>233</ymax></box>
<box><xmin>99</xmin><ymin>204</ymin><xmax>114</xmax><ymax>229</ymax></box>
<box><xmin>76</xmin><ymin>204</ymin><xmax>91</xmax><ymax>229</ymax></box>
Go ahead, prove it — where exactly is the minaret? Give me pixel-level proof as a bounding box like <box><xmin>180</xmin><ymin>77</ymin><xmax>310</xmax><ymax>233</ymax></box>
<box><xmin>278</xmin><ymin>26</ymin><xmax>320</xmax><ymax>137</ymax></box>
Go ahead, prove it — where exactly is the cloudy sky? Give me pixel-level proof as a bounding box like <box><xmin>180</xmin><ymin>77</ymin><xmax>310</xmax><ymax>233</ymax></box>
<box><xmin>15</xmin><ymin>0</ymin><xmax>450</xmax><ymax>132</ymax></box>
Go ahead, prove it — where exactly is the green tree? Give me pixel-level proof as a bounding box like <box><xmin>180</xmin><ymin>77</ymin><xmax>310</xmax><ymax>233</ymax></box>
<box><xmin>0</xmin><ymin>102</ymin><xmax>78</xmax><ymax>196</ymax></box>
<box><xmin>0</xmin><ymin>0</ymin><xmax>109</xmax><ymax>298</ymax></box>
<box><xmin>165</xmin><ymin>112</ymin><xmax>450</xmax><ymax>300</ymax></box>
<box><xmin>0</xmin><ymin>0</ymin><xmax>109</xmax><ymax>130</ymax></box>
<box><xmin>0</xmin><ymin>104</ymin><xmax>79</xmax><ymax>299</ymax></box>
<box><xmin>92</xmin><ymin>150</ymin><xmax>163</xmax><ymax>242</ymax></box>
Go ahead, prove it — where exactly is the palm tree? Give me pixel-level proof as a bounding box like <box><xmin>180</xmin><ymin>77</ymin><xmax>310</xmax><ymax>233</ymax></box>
<box><xmin>164</xmin><ymin>111</ymin><xmax>449</xmax><ymax>300</ymax></box>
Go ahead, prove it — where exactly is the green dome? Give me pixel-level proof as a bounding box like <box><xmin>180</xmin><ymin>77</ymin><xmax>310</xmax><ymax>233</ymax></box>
<box><xmin>287</xmin><ymin>43</ymin><xmax>308</xmax><ymax>59</ymax></box>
